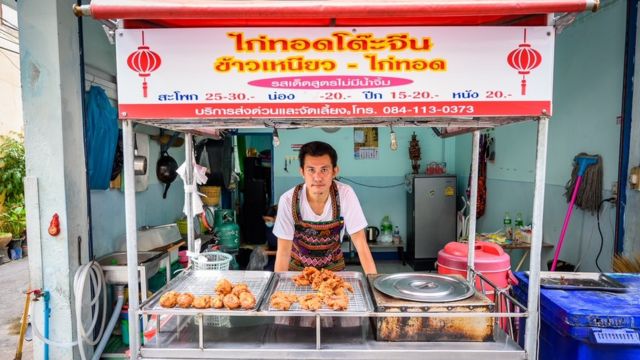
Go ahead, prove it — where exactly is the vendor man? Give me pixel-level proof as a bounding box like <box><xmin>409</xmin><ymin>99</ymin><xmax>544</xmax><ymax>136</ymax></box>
<box><xmin>273</xmin><ymin>141</ymin><xmax>377</xmax><ymax>274</ymax></box>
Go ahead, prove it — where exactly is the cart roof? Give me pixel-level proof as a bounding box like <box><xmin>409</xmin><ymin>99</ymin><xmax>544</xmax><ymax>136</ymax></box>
<box><xmin>81</xmin><ymin>0</ymin><xmax>598</xmax><ymax>28</ymax></box>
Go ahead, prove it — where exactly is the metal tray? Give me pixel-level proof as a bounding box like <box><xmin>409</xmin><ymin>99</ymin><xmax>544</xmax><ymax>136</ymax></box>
<box><xmin>260</xmin><ymin>271</ymin><xmax>374</xmax><ymax>316</ymax></box>
<box><xmin>373</xmin><ymin>273</ymin><xmax>475</xmax><ymax>303</ymax></box>
<box><xmin>533</xmin><ymin>272</ymin><xmax>627</xmax><ymax>292</ymax></box>
<box><xmin>141</xmin><ymin>269</ymin><xmax>273</xmax><ymax>315</ymax></box>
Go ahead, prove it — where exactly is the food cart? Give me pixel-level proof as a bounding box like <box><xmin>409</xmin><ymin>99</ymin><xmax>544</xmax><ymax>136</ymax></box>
<box><xmin>75</xmin><ymin>1</ymin><xmax>600</xmax><ymax>359</ymax></box>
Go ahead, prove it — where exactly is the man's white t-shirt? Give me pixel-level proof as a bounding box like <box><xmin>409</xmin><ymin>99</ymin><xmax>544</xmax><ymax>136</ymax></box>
<box><xmin>273</xmin><ymin>181</ymin><xmax>367</xmax><ymax>241</ymax></box>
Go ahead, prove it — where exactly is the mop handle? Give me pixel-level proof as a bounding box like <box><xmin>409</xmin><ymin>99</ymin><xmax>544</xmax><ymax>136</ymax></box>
<box><xmin>551</xmin><ymin>174</ymin><xmax>583</xmax><ymax>271</ymax></box>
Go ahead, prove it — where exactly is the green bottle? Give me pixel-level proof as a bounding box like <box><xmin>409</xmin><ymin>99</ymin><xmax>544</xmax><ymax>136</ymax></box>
<box><xmin>503</xmin><ymin>212</ymin><xmax>513</xmax><ymax>240</ymax></box>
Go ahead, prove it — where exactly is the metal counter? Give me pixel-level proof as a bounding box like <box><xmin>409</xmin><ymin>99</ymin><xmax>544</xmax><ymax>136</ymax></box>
<box><xmin>140</xmin><ymin>315</ymin><xmax>524</xmax><ymax>359</ymax></box>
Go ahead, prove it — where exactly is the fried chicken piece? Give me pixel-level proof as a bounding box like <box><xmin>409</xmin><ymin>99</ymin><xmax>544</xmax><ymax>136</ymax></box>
<box><xmin>269</xmin><ymin>291</ymin><xmax>298</xmax><ymax>311</ymax></box>
<box><xmin>272</xmin><ymin>291</ymin><xmax>298</xmax><ymax>303</ymax></box>
<box><xmin>211</xmin><ymin>295</ymin><xmax>224</xmax><ymax>309</ymax></box>
<box><xmin>270</xmin><ymin>297</ymin><xmax>293</xmax><ymax>311</ymax></box>
<box><xmin>292</xmin><ymin>274</ymin><xmax>311</xmax><ymax>286</ymax></box>
<box><xmin>223</xmin><ymin>294</ymin><xmax>240</xmax><ymax>309</ymax></box>
<box><xmin>239</xmin><ymin>291</ymin><xmax>257</xmax><ymax>309</ymax></box>
<box><xmin>342</xmin><ymin>282</ymin><xmax>354</xmax><ymax>293</ymax></box>
<box><xmin>323</xmin><ymin>294</ymin><xmax>349</xmax><ymax>311</ymax></box>
<box><xmin>159</xmin><ymin>291</ymin><xmax>178</xmax><ymax>308</ymax></box>
<box><xmin>299</xmin><ymin>293</ymin><xmax>323</xmax><ymax>311</ymax></box>
<box><xmin>302</xmin><ymin>267</ymin><xmax>320</xmax><ymax>280</ymax></box>
<box><xmin>192</xmin><ymin>295</ymin><xmax>212</xmax><ymax>309</ymax></box>
<box><xmin>317</xmin><ymin>278</ymin><xmax>341</xmax><ymax>296</ymax></box>
<box><xmin>176</xmin><ymin>292</ymin><xmax>194</xmax><ymax>308</ymax></box>
<box><xmin>215</xmin><ymin>279</ymin><xmax>233</xmax><ymax>295</ymax></box>
<box><xmin>293</xmin><ymin>267</ymin><xmax>321</xmax><ymax>287</ymax></box>
<box><xmin>311</xmin><ymin>269</ymin><xmax>337</xmax><ymax>290</ymax></box>
<box><xmin>231</xmin><ymin>283</ymin><xmax>250</xmax><ymax>296</ymax></box>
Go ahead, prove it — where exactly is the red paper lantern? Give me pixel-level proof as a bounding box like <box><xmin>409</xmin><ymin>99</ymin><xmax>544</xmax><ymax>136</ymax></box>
<box><xmin>507</xmin><ymin>29</ymin><xmax>542</xmax><ymax>96</ymax></box>
<box><xmin>127</xmin><ymin>31</ymin><xmax>161</xmax><ymax>98</ymax></box>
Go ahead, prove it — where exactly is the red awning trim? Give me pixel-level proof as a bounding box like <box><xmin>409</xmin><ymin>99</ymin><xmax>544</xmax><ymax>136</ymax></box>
<box><xmin>82</xmin><ymin>0</ymin><xmax>599</xmax><ymax>22</ymax></box>
<box><xmin>121</xmin><ymin>14</ymin><xmax>550</xmax><ymax>29</ymax></box>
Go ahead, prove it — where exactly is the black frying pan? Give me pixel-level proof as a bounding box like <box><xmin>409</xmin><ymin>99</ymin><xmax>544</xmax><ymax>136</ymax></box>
<box><xmin>156</xmin><ymin>150</ymin><xmax>178</xmax><ymax>199</ymax></box>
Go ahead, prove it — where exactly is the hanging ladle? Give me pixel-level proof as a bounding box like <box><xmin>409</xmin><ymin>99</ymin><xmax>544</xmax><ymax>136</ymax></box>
<box><xmin>133</xmin><ymin>133</ymin><xmax>148</xmax><ymax>176</ymax></box>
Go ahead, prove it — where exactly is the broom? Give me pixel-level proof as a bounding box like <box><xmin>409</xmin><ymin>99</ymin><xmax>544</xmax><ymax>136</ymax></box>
<box><xmin>613</xmin><ymin>253</ymin><xmax>640</xmax><ymax>273</ymax></box>
<box><xmin>564</xmin><ymin>153</ymin><xmax>603</xmax><ymax>214</ymax></box>
<box><xmin>550</xmin><ymin>153</ymin><xmax>602</xmax><ymax>271</ymax></box>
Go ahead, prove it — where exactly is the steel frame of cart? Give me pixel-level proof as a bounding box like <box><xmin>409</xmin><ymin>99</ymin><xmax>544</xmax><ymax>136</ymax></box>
<box><xmin>75</xmin><ymin>1</ymin><xmax>600</xmax><ymax>359</ymax></box>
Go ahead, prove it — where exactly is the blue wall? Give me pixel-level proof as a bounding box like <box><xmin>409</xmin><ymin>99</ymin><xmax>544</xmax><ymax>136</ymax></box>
<box><xmin>90</xmin><ymin>137</ymin><xmax>186</xmax><ymax>258</ymax></box>
<box><xmin>455</xmin><ymin>1</ymin><xmax>625</xmax><ymax>271</ymax></box>
<box><xmin>273</xmin><ymin>127</ymin><xmax>455</xmax><ymax>242</ymax></box>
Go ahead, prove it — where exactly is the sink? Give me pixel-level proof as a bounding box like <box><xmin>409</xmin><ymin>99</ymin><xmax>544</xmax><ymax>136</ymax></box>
<box><xmin>116</xmin><ymin>224</ymin><xmax>182</xmax><ymax>252</ymax></box>
<box><xmin>97</xmin><ymin>251</ymin><xmax>166</xmax><ymax>285</ymax></box>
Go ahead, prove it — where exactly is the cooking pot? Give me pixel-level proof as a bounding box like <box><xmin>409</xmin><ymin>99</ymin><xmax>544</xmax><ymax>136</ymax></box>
<box><xmin>156</xmin><ymin>151</ymin><xmax>178</xmax><ymax>199</ymax></box>
<box><xmin>365</xmin><ymin>226</ymin><xmax>379</xmax><ymax>243</ymax></box>
<box><xmin>133</xmin><ymin>134</ymin><xmax>147</xmax><ymax>176</ymax></box>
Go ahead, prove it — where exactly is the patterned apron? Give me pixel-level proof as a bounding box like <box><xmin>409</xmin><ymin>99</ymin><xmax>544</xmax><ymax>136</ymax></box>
<box><xmin>289</xmin><ymin>181</ymin><xmax>345</xmax><ymax>271</ymax></box>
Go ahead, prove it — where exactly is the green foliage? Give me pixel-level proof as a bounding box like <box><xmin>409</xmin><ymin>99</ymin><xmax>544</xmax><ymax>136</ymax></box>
<box><xmin>0</xmin><ymin>205</ymin><xmax>26</xmax><ymax>239</ymax></box>
<box><xmin>0</xmin><ymin>133</ymin><xmax>26</xmax><ymax>238</ymax></box>
<box><xmin>0</xmin><ymin>133</ymin><xmax>26</xmax><ymax>206</ymax></box>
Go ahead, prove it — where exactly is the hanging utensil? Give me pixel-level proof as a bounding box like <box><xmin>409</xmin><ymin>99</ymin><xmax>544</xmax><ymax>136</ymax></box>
<box><xmin>156</xmin><ymin>151</ymin><xmax>178</xmax><ymax>199</ymax></box>
<box><xmin>156</xmin><ymin>133</ymin><xmax>181</xmax><ymax>199</ymax></box>
<box><xmin>133</xmin><ymin>133</ymin><xmax>148</xmax><ymax>176</ymax></box>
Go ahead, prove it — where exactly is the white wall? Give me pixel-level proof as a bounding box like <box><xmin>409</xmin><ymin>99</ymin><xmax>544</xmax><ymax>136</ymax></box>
<box><xmin>0</xmin><ymin>5</ymin><xmax>22</xmax><ymax>135</ymax></box>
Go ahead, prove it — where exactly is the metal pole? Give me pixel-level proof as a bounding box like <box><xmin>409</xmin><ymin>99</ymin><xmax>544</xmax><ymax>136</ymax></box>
<box><xmin>123</xmin><ymin>120</ymin><xmax>140</xmax><ymax>358</ymax></box>
<box><xmin>525</xmin><ymin>117</ymin><xmax>549</xmax><ymax>360</ymax></box>
<box><xmin>467</xmin><ymin>130</ymin><xmax>480</xmax><ymax>282</ymax></box>
<box><xmin>185</xmin><ymin>133</ymin><xmax>195</xmax><ymax>259</ymax></box>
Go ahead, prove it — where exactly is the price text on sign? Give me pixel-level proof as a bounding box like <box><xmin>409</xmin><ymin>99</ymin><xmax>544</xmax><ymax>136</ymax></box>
<box><xmin>116</xmin><ymin>27</ymin><xmax>555</xmax><ymax>119</ymax></box>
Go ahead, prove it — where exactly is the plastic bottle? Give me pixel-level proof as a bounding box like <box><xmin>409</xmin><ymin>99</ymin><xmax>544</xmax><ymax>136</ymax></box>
<box><xmin>380</xmin><ymin>215</ymin><xmax>393</xmax><ymax>243</ymax></box>
<box><xmin>392</xmin><ymin>226</ymin><xmax>401</xmax><ymax>244</ymax></box>
<box><xmin>514</xmin><ymin>212</ymin><xmax>524</xmax><ymax>228</ymax></box>
<box><xmin>514</xmin><ymin>212</ymin><xmax>524</xmax><ymax>242</ymax></box>
<box><xmin>503</xmin><ymin>212</ymin><xmax>513</xmax><ymax>241</ymax></box>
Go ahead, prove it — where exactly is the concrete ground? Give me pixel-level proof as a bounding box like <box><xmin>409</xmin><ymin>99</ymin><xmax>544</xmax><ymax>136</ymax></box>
<box><xmin>0</xmin><ymin>257</ymin><xmax>33</xmax><ymax>360</ymax></box>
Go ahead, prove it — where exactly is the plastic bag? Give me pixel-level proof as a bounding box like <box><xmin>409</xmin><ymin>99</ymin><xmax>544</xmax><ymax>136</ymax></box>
<box><xmin>85</xmin><ymin>85</ymin><xmax>118</xmax><ymax>189</ymax></box>
<box><xmin>246</xmin><ymin>247</ymin><xmax>268</xmax><ymax>270</ymax></box>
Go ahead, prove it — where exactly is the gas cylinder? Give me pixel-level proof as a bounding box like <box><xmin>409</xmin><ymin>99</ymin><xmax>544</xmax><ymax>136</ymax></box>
<box><xmin>215</xmin><ymin>211</ymin><xmax>240</xmax><ymax>252</ymax></box>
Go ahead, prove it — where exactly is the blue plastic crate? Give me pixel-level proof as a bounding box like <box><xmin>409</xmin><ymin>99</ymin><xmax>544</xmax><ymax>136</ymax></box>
<box><xmin>513</xmin><ymin>272</ymin><xmax>640</xmax><ymax>360</ymax></box>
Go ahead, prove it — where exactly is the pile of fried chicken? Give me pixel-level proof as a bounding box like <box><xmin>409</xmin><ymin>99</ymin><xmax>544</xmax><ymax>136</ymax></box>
<box><xmin>158</xmin><ymin>279</ymin><xmax>256</xmax><ymax>310</ymax></box>
<box><xmin>269</xmin><ymin>267</ymin><xmax>353</xmax><ymax>311</ymax></box>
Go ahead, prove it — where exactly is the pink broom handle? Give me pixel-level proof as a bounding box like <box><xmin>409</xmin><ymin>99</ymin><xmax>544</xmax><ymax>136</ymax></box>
<box><xmin>550</xmin><ymin>175</ymin><xmax>583</xmax><ymax>271</ymax></box>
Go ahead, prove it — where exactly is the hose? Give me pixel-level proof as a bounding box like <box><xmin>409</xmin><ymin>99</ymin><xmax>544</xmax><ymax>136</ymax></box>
<box><xmin>73</xmin><ymin>261</ymin><xmax>107</xmax><ymax>360</ymax></box>
<box><xmin>30</xmin><ymin>261</ymin><xmax>122</xmax><ymax>360</ymax></box>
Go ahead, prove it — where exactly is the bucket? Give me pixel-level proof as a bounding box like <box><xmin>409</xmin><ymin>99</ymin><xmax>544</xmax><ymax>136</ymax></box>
<box><xmin>120</xmin><ymin>306</ymin><xmax>143</xmax><ymax>345</ymax></box>
<box><xmin>200</xmin><ymin>186</ymin><xmax>221</xmax><ymax>206</ymax></box>
<box><xmin>10</xmin><ymin>247</ymin><xmax>22</xmax><ymax>260</ymax></box>
<box><xmin>436</xmin><ymin>241</ymin><xmax>512</xmax><ymax>300</ymax></box>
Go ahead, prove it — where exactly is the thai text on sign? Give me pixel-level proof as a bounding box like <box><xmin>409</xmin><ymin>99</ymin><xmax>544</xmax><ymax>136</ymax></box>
<box><xmin>115</xmin><ymin>27</ymin><xmax>555</xmax><ymax>119</ymax></box>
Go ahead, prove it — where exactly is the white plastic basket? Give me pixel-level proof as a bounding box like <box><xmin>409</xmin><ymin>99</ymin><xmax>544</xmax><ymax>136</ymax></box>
<box><xmin>191</xmin><ymin>251</ymin><xmax>233</xmax><ymax>270</ymax></box>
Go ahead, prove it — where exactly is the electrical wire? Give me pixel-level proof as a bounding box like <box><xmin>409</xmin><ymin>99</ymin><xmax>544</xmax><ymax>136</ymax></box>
<box><xmin>0</xmin><ymin>44</ymin><xmax>18</xmax><ymax>55</ymax></box>
<box><xmin>0</xmin><ymin>25</ymin><xmax>19</xmax><ymax>39</ymax></box>
<box><xmin>337</xmin><ymin>176</ymin><xmax>405</xmax><ymax>189</ymax></box>
<box><xmin>595</xmin><ymin>197</ymin><xmax>616</xmax><ymax>272</ymax></box>
<box><xmin>0</xmin><ymin>48</ymin><xmax>19</xmax><ymax>69</ymax></box>
<box><xmin>0</xmin><ymin>32</ymin><xmax>18</xmax><ymax>45</ymax></box>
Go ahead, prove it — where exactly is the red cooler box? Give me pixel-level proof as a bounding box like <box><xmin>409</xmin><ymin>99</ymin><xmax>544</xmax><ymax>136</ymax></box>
<box><xmin>436</xmin><ymin>241</ymin><xmax>513</xmax><ymax>300</ymax></box>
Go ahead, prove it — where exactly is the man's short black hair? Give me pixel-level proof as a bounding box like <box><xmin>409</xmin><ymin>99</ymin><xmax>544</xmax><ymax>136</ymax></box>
<box><xmin>299</xmin><ymin>141</ymin><xmax>338</xmax><ymax>168</ymax></box>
